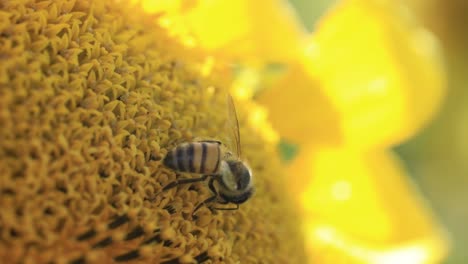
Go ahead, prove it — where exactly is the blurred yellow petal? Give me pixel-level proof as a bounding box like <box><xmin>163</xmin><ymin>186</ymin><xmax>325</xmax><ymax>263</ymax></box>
<box><xmin>288</xmin><ymin>146</ymin><xmax>449</xmax><ymax>263</ymax></box>
<box><xmin>257</xmin><ymin>64</ymin><xmax>343</xmax><ymax>145</ymax></box>
<box><xmin>306</xmin><ymin>223</ymin><xmax>447</xmax><ymax>264</ymax></box>
<box><xmin>189</xmin><ymin>0</ymin><xmax>306</xmax><ymax>62</ymax></box>
<box><xmin>138</xmin><ymin>0</ymin><xmax>182</xmax><ymax>14</ymax></box>
<box><xmin>141</xmin><ymin>0</ymin><xmax>307</xmax><ymax>62</ymax></box>
<box><xmin>304</xmin><ymin>0</ymin><xmax>446</xmax><ymax>149</ymax></box>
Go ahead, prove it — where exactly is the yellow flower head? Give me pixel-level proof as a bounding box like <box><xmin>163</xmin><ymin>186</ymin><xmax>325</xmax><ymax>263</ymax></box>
<box><xmin>0</xmin><ymin>0</ymin><xmax>305</xmax><ymax>263</ymax></box>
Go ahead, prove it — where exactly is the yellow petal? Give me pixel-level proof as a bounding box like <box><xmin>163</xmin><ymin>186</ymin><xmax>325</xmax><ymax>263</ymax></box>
<box><xmin>141</xmin><ymin>0</ymin><xmax>307</xmax><ymax>62</ymax></box>
<box><xmin>138</xmin><ymin>0</ymin><xmax>182</xmax><ymax>14</ymax></box>
<box><xmin>256</xmin><ymin>64</ymin><xmax>343</xmax><ymax>145</ymax></box>
<box><xmin>190</xmin><ymin>0</ymin><xmax>307</xmax><ymax>62</ymax></box>
<box><xmin>304</xmin><ymin>0</ymin><xmax>446</xmax><ymax>149</ymax></box>
<box><xmin>288</xmin><ymin>146</ymin><xmax>449</xmax><ymax>263</ymax></box>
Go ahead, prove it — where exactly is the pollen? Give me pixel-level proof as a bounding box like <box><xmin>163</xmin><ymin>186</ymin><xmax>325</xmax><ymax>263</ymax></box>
<box><xmin>0</xmin><ymin>0</ymin><xmax>306</xmax><ymax>263</ymax></box>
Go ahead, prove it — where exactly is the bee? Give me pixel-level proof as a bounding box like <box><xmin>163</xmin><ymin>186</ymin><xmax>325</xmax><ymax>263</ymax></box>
<box><xmin>160</xmin><ymin>95</ymin><xmax>254</xmax><ymax>215</ymax></box>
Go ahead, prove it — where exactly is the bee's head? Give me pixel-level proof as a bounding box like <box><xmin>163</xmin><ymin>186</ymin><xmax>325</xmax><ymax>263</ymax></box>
<box><xmin>226</xmin><ymin>160</ymin><xmax>252</xmax><ymax>191</ymax></box>
<box><xmin>217</xmin><ymin>160</ymin><xmax>254</xmax><ymax>204</ymax></box>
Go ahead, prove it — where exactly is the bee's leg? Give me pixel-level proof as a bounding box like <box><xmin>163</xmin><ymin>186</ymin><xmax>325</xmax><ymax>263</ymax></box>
<box><xmin>148</xmin><ymin>175</ymin><xmax>212</xmax><ymax>202</ymax></box>
<box><xmin>192</xmin><ymin>194</ymin><xmax>218</xmax><ymax>216</ymax></box>
<box><xmin>210</xmin><ymin>203</ymin><xmax>239</xmax><ymax>211</ymax></box>
<box><xmin>207</xmin><ymin>177</ymin><xmax>218</xmax><ymax>194</ymax></box>
<box><xmin>149</xmin><ymin>174</ymin><xmax>221</xmax><ymax>202</ymax></box>
<box><xmin>160</xmin><ymin>175</ymin><xmax>209</xmax><ymax>192</ymax></box>
<box><xmin>209</xmin><ymin>199</ymin><xmax>240</xmax><ymax>211</ymax></box>
<box><xmin>192</xmin><ymin>178</ymin><xmax>219</xmax><ymax>218</ymax></box>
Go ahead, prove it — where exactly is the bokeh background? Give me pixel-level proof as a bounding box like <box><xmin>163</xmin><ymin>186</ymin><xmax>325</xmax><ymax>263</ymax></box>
<box><xmin>289</xmin><ymin>0</ymin><xmax>468</xmax><ymax>263</ymax></box>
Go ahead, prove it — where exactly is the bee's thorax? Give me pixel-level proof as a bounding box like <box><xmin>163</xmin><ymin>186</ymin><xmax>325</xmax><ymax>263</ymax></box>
<box><xmin>218</xmin><ymin>161</ymin><xmax>238</xmax><ymax>191</ymax></box>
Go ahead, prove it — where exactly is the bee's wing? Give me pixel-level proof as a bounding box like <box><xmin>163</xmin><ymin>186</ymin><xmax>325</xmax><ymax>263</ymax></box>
<box><xmin>226</xmin><ymin>94</ymin><xmax>242</xmax><ymax>158</ymax></box>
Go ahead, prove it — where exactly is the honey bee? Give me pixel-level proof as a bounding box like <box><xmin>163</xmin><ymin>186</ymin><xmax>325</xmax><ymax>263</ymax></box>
<box><xmin>161</xmin><ymin>95</ymin><xmax>254</xmax><ymax>215</ymax></box>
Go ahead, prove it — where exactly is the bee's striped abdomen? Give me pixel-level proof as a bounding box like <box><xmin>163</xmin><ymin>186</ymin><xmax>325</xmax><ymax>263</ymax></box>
<box><xmin>163</xmin><ymin>142</ymin><xmax>221</xmax><ymax>174</ymax></box>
